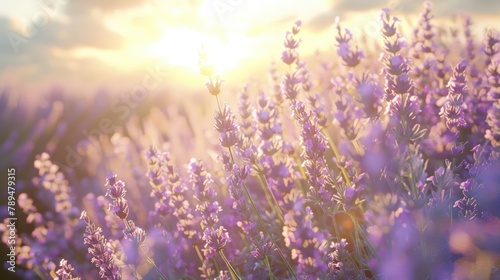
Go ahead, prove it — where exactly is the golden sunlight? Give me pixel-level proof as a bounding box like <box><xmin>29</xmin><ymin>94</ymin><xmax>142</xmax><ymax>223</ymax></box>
<box><xmin>148</xmin><ymin>27</ymin><xmax>250</xmax><ymax>76</ymax></box>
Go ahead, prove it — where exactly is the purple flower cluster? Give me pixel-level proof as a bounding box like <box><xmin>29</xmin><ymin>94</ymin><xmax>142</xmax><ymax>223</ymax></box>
<box><xmin>335</xmin><ymin>17</ymin><xmax>364</xmax><ymax>68</ymax></box>
<box><xmin>293</xmin><ymin>101</ymin><xmax>333</xmax><ymax>210</ymax></box>
<box><xmin>485</xmin><ymin>30</ymin><xmax>500</xmax><ymax>149</ymax></box>
<box><xmin>441</xmin><ymin>60</ymin><xmax>468</xmax><ymax>130</ymax></box>
<box><xmin>188</xmin><ymin>158</ymin><xmax>235</xmax><ymax>277</ymax></box>
<box><xmin>281</xmin><ymin>20</ymin><xmax>301</xmax><ymax>66</ymax></box>
<box><xmin>80</xmin><ymin>211</ymin><xmax>121</xmax><ymax>280</ymax></box>
<box><xmin>281</xmin><ymin>20</ymin><xmax>303</xmax><ymax>100</ymax></box>
<box><xmin>55</xmin><ymin>259</ymin><xmax>80</xmax><ymax>280</ymax></box>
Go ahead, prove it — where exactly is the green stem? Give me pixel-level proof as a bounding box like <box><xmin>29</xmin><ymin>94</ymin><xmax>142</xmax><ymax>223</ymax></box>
<box><xmin>214</xmin><ymin>256</ymin><xmax>221</xmax><ymax>276</ymax></box>
<box><xmin>215</xmin><ymin>93</ymin><xmax>222</xmax><ymax>114</ymax></box>
<box><xmin>33</xmin><ymin>267</ymin><xmax>47</xmax><ymax>280</ymax></box>
<box><xmin>227</xmin><ymin>125</ymin><xmax>296</xmax><ymax>278</ymax></box>
<box><xmin>242</xmin><ymin>184</ymin><xmax>298</xmax><ymax>280</ymax></box>
<box><xmin>293</xmin><ymin>156</ymin><xmax>308</xmax><ymax>194</ymax></box>
<box><xmin>352</xmin><ymin>138</ymin><xmax>364</xmax><ymax>155</ymax></box>
<box><xmin>212</xmin><ymin>88</ymin><xmax>298</xmax><ymax>279</ymax></box>
<box><xmin>194</xmin><ymin>245</ymin><xmax>204</xmax><ymax>265</ymax></box>
<box><xmin>256</xmin><ymin>167</ymin><xmax>284</xmax><ymax>223</ymax></box>
<box><xmin>255</xmin><ymin>171</ymin><xmax>277</xmax><ymax>214</ymax></box>
<box><xmin>219</xmin><ymin>250</ymin><xmax>242</xmax><ymax>280</ymax></box>
<box><xmin>142</xmin><ymin>248</ymin><xmax>169</xmax><ymax>280</ymax></box>
<box><xmin>321</xmin><ymin>127</ymin><xmax>352</xmax><ymax>186</ymax></box>
<box><xmin>264</xmin><ymin>255</ymin><xmax>278</xmax><ymax>280</ymax></box>
<box><xmin>123</xmin><ymin>219</ymin><xmax>169</xmax><ymax>280</ymax></box>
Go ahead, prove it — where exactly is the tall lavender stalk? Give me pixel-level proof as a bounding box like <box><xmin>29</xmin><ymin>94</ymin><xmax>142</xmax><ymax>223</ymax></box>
<box><xmin>199</xmin><ymin>42</ymin><xmax>298</xmax><ymax>280</ymax></box>
<box><xmin>188</xmin><ymin>158</ymin><xmax>237</xmax><ymax>279</ymax></box>
<box><xmin>55</xmin><ymin>259</ymin><xmax>81</xmax><ymax>280</ymax></box>
<box><xmin>441</xmin><ymin>60</ymin><xmax>468</xmax><ymax>132</ymax></box>
<box><xmin>485</xmin><ymin>30</ymin><xmax>500</xmax><ymax>151</ymax></box>
<box><xmin>80</xmin><ymin>211</ymin><xmax>121</xmax><ymax>280</ymax></box>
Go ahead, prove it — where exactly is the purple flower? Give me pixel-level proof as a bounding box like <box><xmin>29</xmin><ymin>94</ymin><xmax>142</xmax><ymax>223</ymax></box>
<box><xmin>292</xmin><ymin>20</ymin><xmax>302</xmax><ymax>35</ymax></box>
<box><xmin>124</xmin><ymin>221</ymin><xmax>147</xmax><ymax>247</ymax></box>
<box><xmin>214</xmin><ymin>103</ymin><xmax>239</xmax><ymax>148</ymax></box>
<box><xmin>284</xmin><ymin>206</ymin><xmax>328</xmax><ymax>278</ymax></box>
<box><xmin>215</xmin><ymin>270</ymin><xmax>231</xmax><ymax>280</ymax></box>
<box><xmin>292</xmin><ymin>101</ymin><xmax>333</xmax><ymax>210</ymax></box>
<box><xmin>389</xmin><ymin>73</ymin><xmax>413</xmax><ymax>95</ymax></box>
<box><xmin>427</xmin><ymin>163</ymin><xmax>460</xmax><ymax>192</ymax></box>
<box><xmin>441</xmin><ymin>60</ymin><xmax>468</xmax><ymax>130</ymax></box>
<box><xmin>106</xmin><ymin>172</ymin><xmax>118</xmax><ymax>187</ymax></box>
<box><xmin>206</xmin><ymin>76</ymin><xmax>223</xmax><ymax>96</ymax></box>
<box><xmin>388</xmin><ymin>94</ymin><xmax>426</xmax><ymax>143</ymax></box>
<box><xmin>335</xmin><ymin>19</ymin><xmax>364</xmax><ymax>68</ymax></box>
<box><xmin>80</xmin><ymin>211</ymin><xmax>121</xmax><ymax>280</ymax></box>
<box><xmin>251</xmin><ymin>232</ymin><xmax>275</xmax><ymax>260</ymax></box>
<box><xmin>385</xmin><ymin>55</ymin><xmax>410</xmax><ymax>76</ymax></box>
<box><xmin>484</xmin><ymin>29</ymin><xmax>499</xmax><ymax>66</ymax></box>
<box><xmin>106</xmin><ymin>180</ymin><xmax>127</xmax><ymax>200</ymax></box>
<box><xmin>202</xmin><ymin>226</ymin><xmax>231</xmax><ymax>258</ymax></box>
<box><xmin>486</xmin><ymin>102</ymin><xmax>500</xmax><ymax>148</ymax></box>
<box><xmin>55</xmin><ymin>259</ymin><xmax>80</xmax><ymax>280</ymax></box>
<box><xmin>284</xmin><ymin>31</ymin><xmax>301</xmax><ymax>49</ymax></box>
<box><xmin>281</xmin><ymin>22</ymin><xmax>302</xmax><ymax>66</ymax></box>
<box><xmin>487</xmin><ymin>62</ymin><xmax>500</xmax><ymax>97</ymax></box>
<box><xmin>485</xmin><ymin>32</ymin><xmax>500</xmax><ymax>147</ymax></box>
<box><xmin>188</xmin><ymin>158</ymin><xmax>216</xmax><ymax>203</ymax></box>
<box><xmin>254</xmin><ymin>92</ymin><xmax>283</xmax><ymax>158</ymax></box>
<box><xmin>355</xmin><ymin>72</ymin><xmax>383</xmax><ymax>118</ymax></box>
<box><xmin>109</xmin><ymin>198</ymin><xmax>129</xmax><ymax>220</ymax></box>
<box><xmin>281</xmin><ymin>49</ymin><xmax>298</xmax><ymax>65</ymax></box>
<box><xmin>463</xmin><ymin>15</ymin><xmax>476</xmax><ymax>61</ymax></box>
<box><xmin>306</xmin><ymin>92</ymin><xmax>328</xmax><ymax>126</ymax></box>
<box><xmin>453</xmin><ymin>197</ymin><xmax>478</xmax><ymax>220</ymax></box>
<box><xmin>238</xmin><ymin>85</ymin><xmax>256</xmax><ymax>140</ymax></box>
<box><xmin>104</xmin><ymin>174</ymin><xmax>131</xmax><ymax>221</ymax></box>
<box><xmin>384</xmin><ymin>34</ymin><xmax>406</xmax><ymax>54</ymax></box>
<box><xmin>411</xmin><ymin>1</ymin><xmax>436</xmax><ymax>56</ymax></box>
<box><xmin>282</xmin><ymin>71</ymin><xmax>301</xmax><ymax>100</ymax></box>
<box><xmin>381</xmin><ymin>8</ymin><xmax>415</xmax><ymax>100</ymax></box>
<box><xmin>381</xmin><ymin>9</ymin><xmax>400</xmax><ymax>38</ymax></box>
<box><xmin>226</xmin><ymin>164</ymin><xmax>255</xmax><ymax>234</ymax></box>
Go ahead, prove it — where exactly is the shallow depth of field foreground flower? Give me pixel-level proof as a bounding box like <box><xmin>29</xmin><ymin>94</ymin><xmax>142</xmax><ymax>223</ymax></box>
<box><xmin>1</xmin><ymin>2</ymin><xmax>500</xmax><ymax>280</ymax></box>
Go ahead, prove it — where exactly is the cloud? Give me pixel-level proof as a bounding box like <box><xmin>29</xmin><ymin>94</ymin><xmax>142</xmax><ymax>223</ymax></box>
<box><xmin>33</xmin><ymin>17</ymin><xmax>125</xmax><ymax>49</ymax></box>
<box><xmin>247</xmin><ymin>14</ymin><xmax>298</xmax><ymax>36</ymax></box>
<box><xmin>1</xmin><ymin>0</ymin><xmax>499</xmax><ymax>91</ymax></box>
<box><xmin>0</xmin><ymin>17</ymin><xmax>16</xmax><ymax>53</ymax></box>
<box><xmin>334</xmin><ymin>0</ymin><xmax>389</xmax><ymax>11</ymax></box>
<box><xmin>64</xmin><ymin>0</ymin><xmax>148</xmax><ymax>15</ymax></box>
<box><xmin>431</xmin><ymin>0</ymin><xmax>500</xmax><ymax>16</ymax></box>
<box><xmin>330</xmin><ymin>0</ymin><xmax>500</xmax><ymax>14</ymax></box>
<box><xmin>0</xmin><ymin>0</ymin><xmax>146</xmax><ymax>86</ymax></box>
<box><xmin>308</xmin><ymin>0</ymin><xmax>500</xmax><ymax>32</ymax></box>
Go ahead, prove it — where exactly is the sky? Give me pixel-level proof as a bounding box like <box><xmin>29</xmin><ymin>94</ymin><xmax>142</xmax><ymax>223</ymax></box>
<box><xmin>0</xmin><ymin>0</ymin><xmax>499</xmax><ymax>95</ymax></box>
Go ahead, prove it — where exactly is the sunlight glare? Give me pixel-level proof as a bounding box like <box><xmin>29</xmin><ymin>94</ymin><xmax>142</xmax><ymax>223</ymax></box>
<box><xmin>149</xmin><ymin>27</ymin><xmax>248</xmax><ymax>76</ymax></box>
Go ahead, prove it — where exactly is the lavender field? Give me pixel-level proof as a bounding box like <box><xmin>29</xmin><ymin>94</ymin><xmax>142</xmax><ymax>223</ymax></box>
<box><xmin>1</xmin><ymin>1</ymin><xmax>500</xmax><ymax>279</ymax></box>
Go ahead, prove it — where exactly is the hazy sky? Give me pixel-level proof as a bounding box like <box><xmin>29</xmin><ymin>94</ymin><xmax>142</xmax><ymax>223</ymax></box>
<box><xmin>0</xmin><ymin>0</ymin><xmax>499</xmax><ymax>94</ymax></box>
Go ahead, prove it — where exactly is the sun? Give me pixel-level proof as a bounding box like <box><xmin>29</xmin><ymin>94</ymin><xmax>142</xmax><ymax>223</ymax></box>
<box><xmin>149</xmin><ymin>27</ymin><xmax>248</xmax><ymax>76</ymax></box>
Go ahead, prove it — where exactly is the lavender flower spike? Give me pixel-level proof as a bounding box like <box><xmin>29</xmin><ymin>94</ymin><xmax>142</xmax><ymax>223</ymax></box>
<box><xmin>55</xmin><ymin>259</ymin><xmax>81</xmax><ymax>280</ymax></box>
<box><xmin>214</xmin><ymin>103</ymin><xmax>239</xmax><ymax>148</ymax></box>
<box><xmin>441</xmin><ymin>59</ymin><xmax>468</xmax><ymax>130</ymax></box>
<box><xmin>80</xmin><ymin>211</ymin><xmax>121</xmax><ymax>280</ymax></box>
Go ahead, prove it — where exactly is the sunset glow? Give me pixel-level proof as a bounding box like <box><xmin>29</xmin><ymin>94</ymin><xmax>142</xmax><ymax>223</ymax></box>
<box><xmin>2</xmin><ymin>0</ymin><xmax>499</xmax><ymax>92</ymax></box>
<box><xmin>148</xmin><ymin>27</ymin><xmax>250</xmax><ymax>76</ymax></box>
